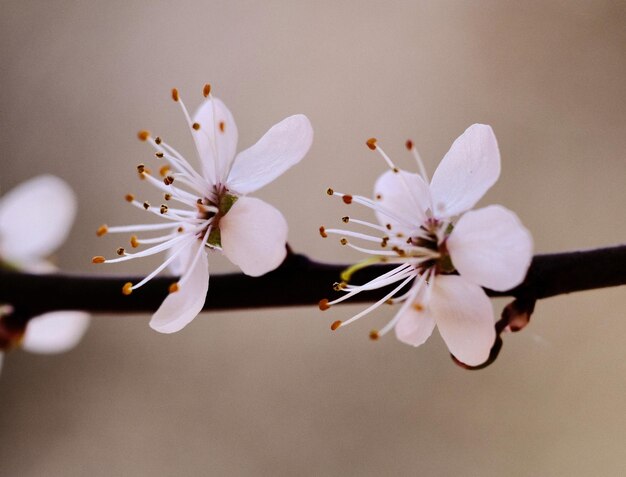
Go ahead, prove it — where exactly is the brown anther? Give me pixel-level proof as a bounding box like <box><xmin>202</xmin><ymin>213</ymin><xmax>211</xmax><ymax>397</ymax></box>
<box><xmin>386</xmin><ymin>223</ymin><xmax>392</xmax><ymax>230</ymax></box>
<box><xmin>369</xmin><ymin>330</ymin><xmax>380</xmax><ymax>341</ymax></box>
<box><xmin>137</xmin><ymin>130</ymin><xmax>150</xmax><ymax>141</ymax></box>
<box><xmin>340</xmin><ymin>238</ymin><xmax>348</xmax><ymax>245</ymax></box>
<box><xmin>96</xmin><ymin>224</ymin><xmax>108</xmax><ymax>237</ymax></box>
<box><xmin>130</xmin><ymin>235</ymin><xmax>139</xmax><ymax>248</ymax></box>
<box><xmin>155</xmin><ymin>151</ymin><xmax>164</xmax><ymax>158</ymax></box>
<box><xmin>366</xmin><ymin>138</ymin><xmax>377</xmax><ymax>150</ymax></box>
<box><xmin>137</xmin><ymin>163</ymin><xmax>145</xmax><ymax>173</ymax></box>
<box><xmin>393</xmin><ymin>167</ymin><xmax>399</xmax><ymax>173</ymax></box>
<box><xmin>203</xmin><ymin>83</ymin><xmax>211</xmax><ymax>97</ymax></box>
<box><xmin>155</xmin><ymin>136</ymin><xmax>162</xmax><ymax>145</ymax></box>
<box><xmin>171</xmin><ymin>88</ymin><xmax>179</xmax><ymax>102</ymax></box>
<box><xmin>341</xmin><ymin>216</ymin><xmax>349</xmax><ymax>223</ymax></box>
<box><xmin>91</xmin><ymin>256</ymin><xmax>106</xmax><ymax>264</ymax></box>
<box><xmin>169</xmin><ymin>282</ymin><xmax>180</xmax><ymax>293</ymax></box>
<box><xmin>116</xmin><ymin>247</ymin><xmax>125</xmax><ymax>256</ymax></box>
<box><xmin>122</xmin><ymin>282</ymin><xmax>133</xmax><ymax>295</ymax></box>
<box><xmin>330</xmin><ymin>320</ymin><xmax>342</xmax><ymax>331</ymax></box>
<box><xmin>342</xmin><ymin>195</ymin><xmax>353</xmax><ymax>204</ymax></box>
<box><xmin>160</xmin><ymin>204</ymin><xmax>168</xmax><ymax>214</ymax></box>
<box><xmin>196</xmin><ymin>198</ymin><xmax>203</xmax><ymax>204</ymax></box>
<box><xmin>125</xmin><ymin>193</ymin><xmax>135</xmax><ymax>202</ymax></box>
<box><xmin>318</xmin><ymin>299</ymin><xmax>331</xmax><ymax>311</ymax></box>
<box><xmin>143</xmin><ymin>202</ymin><xmax>150</xmax><ymax>210</ymax></box>
<box><xmin>177</xmin><ymin>226</ymin><xmax>184</xmax><ymax>233</ymax></box>
<box><xmin>326</xmin><ymin>188</ymin><xmax>334</xmax><ymax>195</ymax></box>
<box><xmin>385</xmin><ymin>299</ymin><xmax>394</xmax><ymax>305</ymax></box>
<box><xmin>192</xmin><ymin>122</ymin><xmax>200</xmax><ymax>130</ymax></box>
<box><xmin>375</xmin><ymin>194</ymin><xmax>382</xmax><ymax>200</ymax></box>
<box><xmin>219</xmin><ymin>121</ymin><xmax>225</xmax><ymax>132</ymax></box>
<box><xmin>164</xmin><ymin>193</ymin><xmax>172</xmax><ymax>201</ymax></box>
<box><xmin>159</xmin><ymin>165</ymin><xmax>170</xmax><ymax>177</ymax></box>
<box><xmin>405</xmin><ymin>139</ymin><xmax>413</xmax><ymax>150</ymax></box>
<box><xmin>163</xmin><ymin>176</ymin><xmax>174</xmax><ymax>185</ymax></box>
<box><xmin>319</xmin><ymin>226</ymin><xmax>327</xmax><ymax>238</ymax></box>
<box><xmin>413</xmin><ymin>303</ymin><xmax>424</xmax><ymax>311</ymax></box>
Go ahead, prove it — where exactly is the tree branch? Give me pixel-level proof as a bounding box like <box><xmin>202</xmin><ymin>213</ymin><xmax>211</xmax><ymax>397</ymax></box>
<box><xmin>1</xmin><ymin>246</ymin><xmax>624</xmax><ymax>321</ymax></box>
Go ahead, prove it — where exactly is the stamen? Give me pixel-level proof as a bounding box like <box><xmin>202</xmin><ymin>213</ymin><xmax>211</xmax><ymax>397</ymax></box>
<box><xmin>122</xmin><ymin>282</ymin><xmax>133</xmax><ymax>295</ymax></box>
<box><xmin>130</xmin><ymin>235</ymin><xmax>139</xmax><ymax>248</ymax></box>
<box><xmin>159</xmin><ymin>165</ymin><xmax>170</xmax><ymax>177</ymax></box>
<box><xmin>137</xmin><ymin>130</ymin><xmax>150</xmax><ymax>141</ymax></box>
<box><xmin>125</xmin><ymin>193</ymin><xmax>135</xmax><ymax>202</ymax></box>
<box><xmin>171</xmin><ymin>88</ymin><xmax>179</xmax><ymax>102</ymax></box>
<box><xmin>203</xmin><ymin>83</ymin><xmax>211</xmax><ymax>97</ymax></box>
<box><xmin>169</xmin><ymin>282</ymin><xmax>179</xmax><ymax>293</ymax></box>
<box><xmin>318</xmin><ymin>299</ymin><xmax>330</xmax><ymax>311</ymax></box>
<box><xmin>369</xmin><ymin>330</ymin><xmax>380</xmax><ymax>341</ymax></box>
<box><xmin>319</xmin><ymin>226</ymin><xmax>328</xmax><ymax>238</ymax></box>
<box><xmin>219</xmin><ymin>121</ymin><xmax>225</xmax><ymax>132</ymax></box>
<box><xmin>366</xmin><ymin>138</ymin><xmax>377</xmax><ymax>150</ymax></box>
<box><xmin>192</xmin><ymin>122</ymin><xmax>200</xmax><ymax>130</ymax></box>
<box><xmin>92</xmin><ymin>256</ymin><xmax>105</xmax><ymax>264</ymax></box>
<box><xmin>342</xmin><ymin>195</ymin><xmax>353</xmax><ymax>204</ymax></box>
<box><xmin>330</xmin><ymin>320</ymin><xmax>342</xmax><ymax>331</ymax></box>
<box><xmin>96</xmin><ymin>224</ymin><xmax>108</xmax><ymax>237</ymax></box>
<box><xmin>116</xmin><ymin>247</ymin><xmax>125</xmax><ymax>256</ymax></box>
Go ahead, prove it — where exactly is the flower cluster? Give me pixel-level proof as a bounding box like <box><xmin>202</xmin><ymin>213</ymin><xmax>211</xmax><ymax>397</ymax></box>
<box><xmin>0</xmin><ymin>176</ymin><xmax>90</xmax><ymax>372</ymax></box>
<box><xmin>93</xmin><ymin>85</ymin><xmax>313</xmax><ymax>333</ymax></box>
<box><xmin>319</xmin><ymin>124</ymin><xmax>533</xmax><ymax>365</ymax></box>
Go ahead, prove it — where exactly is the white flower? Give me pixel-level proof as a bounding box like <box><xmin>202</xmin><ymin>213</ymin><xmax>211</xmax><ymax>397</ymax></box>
<box><xmin>94</xmin><ymin>85</ymin><xmax>313</xmax><ymax>333</ymax></box>
<box><xmin>320</xmin><ymin>124</ymin><xmax>533</xmax><ymax>366</ymax></box>
<box><xmin>0</xmin><ymin>175</ymin><xmax>90</xmax><ymax>372</ymax></box>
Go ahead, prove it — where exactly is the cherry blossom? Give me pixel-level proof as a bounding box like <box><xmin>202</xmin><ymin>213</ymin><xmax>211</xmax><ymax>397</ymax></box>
<box><xmin>94</xmin><ymin>85</ymin><xmax>313</xmax><ymax>333</ymax></box>
<box><xmin>320</xmin><ymin>124</ymin><xmax>532</xmax><ymax>365</ymax></box>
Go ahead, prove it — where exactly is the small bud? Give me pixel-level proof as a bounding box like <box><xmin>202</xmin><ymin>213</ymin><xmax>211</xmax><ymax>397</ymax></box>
<box><xmin>130</xmin><ymin>235</ymin><xmax>139</xmax><ymax>248</ymax></box>
<box><xmin>137</xmin><ymin>164</ymin><xmax>145</xmax><ymax>173</ymax></box>
<box><xmin>326</xmin><ymin>187</ymin><xmax>334</xmax><ymax>195</ymax></box>
<box><xmin>341</xmin><ymin>216</ymin><xmax>349</xmax><ymax>223</ymax></box>
<box><xmin>155</xmin><ymin>151</ymin><xmax>164</xmax><ymax>158</ymax></box>
<box><xmin>154</xmin><ymin>136</ymin><xmax>162</xmax><ymax>145</ymax></box>
<box><xmin>160</xmin><ymin>204</ymin><xmax>168</xmax><ymax>214</ymax></box>
<box><xmin>159</xmin><ymin>165</ymin><xmax>170</xmax><ymax>177</ymax></box>
<box><xmin>219</xmin><ymin>121</ymin><xmax>225</xmax><ymax>132</ymax></box>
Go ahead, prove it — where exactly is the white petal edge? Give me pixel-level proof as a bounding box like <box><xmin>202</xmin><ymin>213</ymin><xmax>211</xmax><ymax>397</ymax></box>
<box><xmin>220</xmin><ymin>196</ymin><xmax>288</xmax><ymax>276</ymax></box>
<box><xmin>0</xmin><ymin>175</ymin><xmax>77</xmax><ymax>262</ymax></box>
<box><xmin>431</xmin><ymin>275</ymin><xmax>496</xmax><ymax>366</ymax></box>
<box><xmin>447</xmin><ymin>205</ymin><xmax>533</xmax><ymax>291</ymax></box>
<box><xmin>226</xmin><ymin>114</ymin><xmax>313</xmax><ymax>195</ymax></box>
<box><xmin>150</xmin><ymin>242</ymin><xmax>209</xmax><ymax>333</ymax></box>
<box><xmin>429</xmin><ymin>124</ymin><xmax>501</xmax><ymax>218</ymax></box>
<box><xmin>22</xmin><ymin>311</ymin><xmax>91</xmax><ymax>354</ymax></box>
<box><xmin>373</xmin><ymin>169</ymin><xmax>430</xmax><ymax>232</ymax></box>
<box><xmin>192</xmin><ymin>97</ymin><xmax>239</xmax><ymax>183</ymax></box>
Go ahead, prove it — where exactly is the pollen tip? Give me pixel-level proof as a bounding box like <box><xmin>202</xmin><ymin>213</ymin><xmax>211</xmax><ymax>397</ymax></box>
<box><xmin>341</xmin><ymin>216</ymin><xmax>349</xmax><ymax>223</ymax></box>
<box><xmin>366</xmin><ymin>138</ymin><xmax>377</xmax><ymax>150</ymax></box>
<box><xmin>155</xmin><ymin>151</ymin><xmax>164</xmax><ymax>158</ymax></box>
<box><xmin>130</xmin><ymin>235</ymin><xmax>139</xmax><ymax>248</ymax></box>
<box><xmin>125</xmin><ymin>193</ymin><xmax>135</xmax><ymax>202</ymax></box>
<box><xmin>169</xmin><ymin>282</ymin><xmax>180</xmax><ymax>293</ymax></box>
<box><xmin>122</xmin><ymin>282</ymin><xmax>133</xmax><ymax>295</ymax></box>
<box><xmin>143</xmin><ymin>201</ymin><xmax>150</xmax><ymax>210</ymax></box>
<box><xmin>96</xmin><ymin>224</ymin><xmax>108</xmax><ymax>237</ymax></box>
<box><xmin>154</xmin><ymin>136</ymin><xmax>162</xmax><ymax>145</ymax></box>
<box><xmin>319</xmin><ymin>226</ymin><xmax>328</xmax><ymax>238</ymax></box>
<box><xmin>342</xmin><ymin>195</ymin><xmax>353</xmax><ymax>204</ymax></box>
<box><xmin>318</xmin><ymin>299</ymin><xmax>331</xmax><ymax>311</ymax></box>
<box><xmin>203</xmin><ymin>83</ymin><xmax>211</xmax><ymax>97</ymax></box>
<box><xmin>91</xmin><ymin>255</ymin><xmax>106</xmax><ymax>264</ymax></box>
<box><xmin>340</xmin><ymin>238</ymin><xmax>348</xmax><ymax>245</ymax></box>
<box><xmin>326</xmin><ymin>187</ymin><xmax>334</xmax><ymax>196</ymax></box>
<box><xmin>137</xmin><ymin>130</ymin><xmax>150</xmax><ymax>141</ymax></box>
<box><xmin>160</xmin><ymin>204</ymin><xmax>168</xmax><ymax>214</ymax></box>
<box><xmin>192</xmin><ymin>122</ymin><xmax>200</xmax><ymax>130</ymax></box>
<box><xmin>163</xmin><ymin>175</ymin><xmax>175</xmax><ymax>185</ymax></box>
<box><xmin>164</xmin><ymin>193</ymin><xmax>172</xmax><ymax>201</ymax></box>
<box><xmin>159</xmin><ymin>165</ymin><xmax>170</xmax><ymax>177</ymax></box>
<box><xmin>405</xmin><ymin>139</ymin><xmax>413</xmax><ymax>150</ymax></box>
<box><xmin>171</xmin><ymin>88</ymin><xmax>179</xmax><ymax>102</ymax></box>
<box><xmin>369</xmin><ymin>330</ymin><xmax>380</xmax><ymax>341</ymax></box>
<box><xmin>136</xmin><ymin>163</ymin><xmax>145</xmax><ymax>173</ymax></box>
<box><xmin>330</xmin><ymin>320</ymin><xmax>342</xmax><ymax>331</ymax></box>
<box><xmin>116</xmin><ymin>247</ymin><xmax>125</xmax><ymax>256</ymax></box>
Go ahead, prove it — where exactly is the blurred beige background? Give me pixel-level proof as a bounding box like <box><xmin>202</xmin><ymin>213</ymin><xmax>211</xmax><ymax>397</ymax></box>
<box><xmin>1</xmin><ymin>1</ymin><xmax>625</xmax><ymax>475</ymax></box>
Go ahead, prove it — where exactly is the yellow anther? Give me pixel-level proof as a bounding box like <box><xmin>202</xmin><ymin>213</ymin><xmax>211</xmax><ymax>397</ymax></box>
<box><xmin>130</xmin><ymin>235</ymin><xmax>139</xmax><ymax>248</ymax></box>
<box><xmin>319</xmin><ymin>226</ymin><xmax>328</xmax><ymax>238</ymax></box>
<box><xmin>169</xmin><ymin>282</ymin><xmax>180</xmax><ymax>293</ymax></box>
<box><xmin>122</xmin><ymin>282</ymin><xmax>133</xmax><ymax>295</ymax></box>
<box><xmin>116</xmin><ymin>247</ymin><xmax>125</xmax><ymax>256</ymax></box>
<box><xmin>366</xmin><ymin>138</ymin><xmax>377</xmax><ymax>150</ymax></box>
<box><xmin>159</xmin><ymin>165</ymin><xmax>170</xmax><ymax>177</ymax></box>
<box><xmin>330</xmin><ymin>320</ymin><xmax>342</xmax><ymax>331</ymax></box>
<box><xmin>171</xmin><ymin>88</ymin><xmax>179</xmax><ymax>102</ymax></box>
<box><xmin>318</xmin><ymin>299</ymin><xmax>331</xmax><ymax>311</ymax></box>
<box><xmin>137</xmin><ymin>130</ymin><xmax>150</xmax><ymax>141</ymax></box>
<box><xmin>91</xmin><ymin>256</ymin><xmax>106</xmax><ymax>264</ymax></box>
<box><xmin>203</xmin><ymin>83</ymin><xmax>211</xmax><ymax>97</ymax></box>
<box><xmin>125</xmin><ymin>193</ymin><xmax>135</xmax><ymax>202</ymax></box>
<box><xmin>369</xmin><ymin>330</ymin><xmax>380</xmax><ymax>341</ymax></box>
<box><xmin>96</xmin><ymin>224</ymin><xmax>108</xmax><ymax>237</ymax></box>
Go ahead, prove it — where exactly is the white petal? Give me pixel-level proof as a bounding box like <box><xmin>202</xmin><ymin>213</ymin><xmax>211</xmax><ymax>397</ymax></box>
<box><xmin>226</xmin><ymin>114</ymin><xmax>313</xmax><ymax>195</ymax></box>
<box><xmin>0</xmin><ymin>175</ymin><xmax>76</xmax><ymax>262</ymax></box>
<box><xmin>22</xmin><ymin>311</ymin><xmax>91</xmax><ymax>354</ymax></box>
<box><xmin>193</xmin><ymin>97</ymin><xmax>239</xmax><ymax>182</ymax></box>
<box><xmin>429</xmin><ymin>124</ymin><xmax>500</xmax><ymax>218</ymax></box>
<box><xmin>431</xmin><ymin>275</ymin><xmax>495</xmax><ymax>366</ymax></box>
<box><xmin>166</xmin><ymin>238</ymin><xmax>195</xmax><ymax>276</ymax></box>
<box><xmin>394</xmin><ymin>301</ymin><xmax>436</xmax><ymax>347</ymax></box>
<box><xmin>150</xmin><ymin>242</ymin><xmax>209</xmax><ymax>334</ymax></box>
<box><xmin>447</xmin><ymin>205</ymin><xmax>533</xmax><ymax>291</ymax></box>
<box><xmin>220</xmin><ymin>196</ymin><xmax>287</xmax><ymax>276</ymax></box>
<box><xmin>373</xmin><ymin>169</ymin><xmax>430</xmax><ymax>231</ymax></box>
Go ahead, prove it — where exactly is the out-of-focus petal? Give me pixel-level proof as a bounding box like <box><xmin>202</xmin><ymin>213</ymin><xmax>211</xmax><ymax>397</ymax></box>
<box><xmin>431</xmin><ymin>275</ymin><xmax>495</xmax><ymax>366</ymax></box>
<box><xmin>447</xmin><ymin>205</ymin><xmax>533</xmax><ymax>291</ymax></box>
<box><xmin>220</xmin><ymin>197</ymin><xmax>287</xmax><ymax>276</ymax></box>
<box><xmin>395</xmin><ymin>300</ymin><xmax>436</xmax><ymax>347</ymax></box>
<box><xmin>150</xmin><ymin>243</ymin><xmax>209</xmax><ymax>334</ymax></box>
<box><xmin>192</xmin><ymin>97</ymin><xmax>238</xmax><ymax>182</ymax></box>
<box><xmin>22</xmin><ymin>311</ymin><xmax>91</xmax><ymax>354</ymax></box>
<box><xmin>0</xmin><ymin>175</ymin><xmax>76</xmax><ymax>262</ymax></box>
<box><xmin>226</xmin><ymin>114</ymin><xmax>313</xmax><ymax>195</ymax></box>
<box><xmin>429</xmin><ymin>124</ymin><xmax>500</xmax><ymax>218</ymax></box>
<box><xmin>166</xmin><ymin>237</ymin><xmax>195</xmax><ymax>276</ymax></box>
<box><xmin>373</xmin><ymin>169</ymin><xmax>430</xmax><ymax>232</ymax></box>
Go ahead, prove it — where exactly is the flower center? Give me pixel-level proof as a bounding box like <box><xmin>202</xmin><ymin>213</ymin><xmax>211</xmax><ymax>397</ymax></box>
<box><xmin>200</xmin><ymin>184</ymin><xmax>238</xmax><ymax>248</ymax></box>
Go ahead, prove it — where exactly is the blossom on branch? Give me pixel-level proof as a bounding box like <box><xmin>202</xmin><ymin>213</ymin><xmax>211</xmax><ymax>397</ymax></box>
<box><xmin>94</xmin><ymin>85</ymin><xmax>313</xmax><ymax>333</ymax></box>
<box><xmin>320</xmin><ymin>124</ymin><xmax>533</xmax><ymax>366</ymax></box>
<box><xmin>0</xmin><ymin>176</ymin><xmax>90</xmax><ymax>372</ymax></box>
